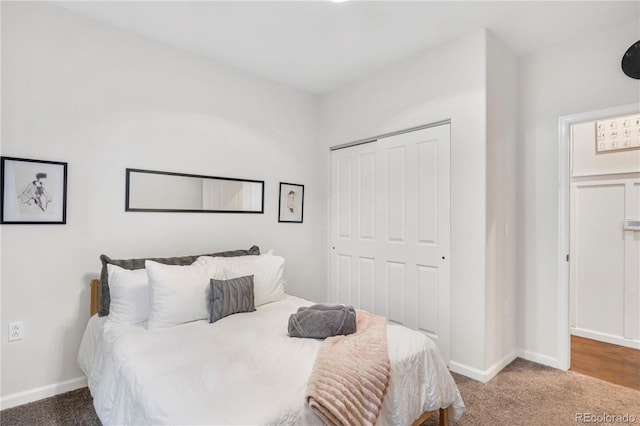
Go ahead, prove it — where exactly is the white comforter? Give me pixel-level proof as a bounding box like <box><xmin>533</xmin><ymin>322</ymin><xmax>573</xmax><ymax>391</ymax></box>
<box><xmin>78</xmin><ymin>295</ymin><xmax>464</xmax><ymax>425</ymax></box>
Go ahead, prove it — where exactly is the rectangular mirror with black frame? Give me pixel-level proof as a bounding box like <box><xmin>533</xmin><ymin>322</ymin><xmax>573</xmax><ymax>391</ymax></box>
<box><xmin>125</xmin><ymin>168</ymin><xmax>264</xmax><ymax>213</ymax></box>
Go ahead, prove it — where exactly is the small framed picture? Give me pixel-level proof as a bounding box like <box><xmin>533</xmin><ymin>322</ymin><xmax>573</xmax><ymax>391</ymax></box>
<box><xmin>278</xmin><ymin>182</ymin><xmax>304</xmax><ymax>223</ymax></box>
<box><xmin>1</xmin><ymin>157</ymin><xmax>68</xmax><ymax>224</ymax></box>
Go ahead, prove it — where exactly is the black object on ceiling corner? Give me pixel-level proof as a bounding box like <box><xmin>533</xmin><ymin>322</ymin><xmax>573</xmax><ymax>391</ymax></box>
<box><xmin>622</xmin><ymin>40</ymin><xmax>640</xmax><ymax>79</ymax></box>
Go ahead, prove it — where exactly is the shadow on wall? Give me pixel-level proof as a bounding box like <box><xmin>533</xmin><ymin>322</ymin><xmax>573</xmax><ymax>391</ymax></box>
<box><xmin>56</xmin><ymin>271</ymin><xmax>97</xmax><ymax>406</ymax></box>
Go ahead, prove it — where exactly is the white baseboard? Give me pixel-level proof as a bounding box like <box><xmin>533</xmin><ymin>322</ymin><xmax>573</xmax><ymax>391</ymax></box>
<box><xmin>449</xmin><ymin>351</ymin><xmax>517</xmax><ymax>383</ymax></box>
<box><xmin>516</xmin><ymin>348</ymin><xmax>562</xmax><ymax>370</ymax></box>
<box><xmin>571</xmin><ymin>328</ymin><xmax>640</xmax><ymax>350</ymax></box>
<box><xmin>484</xmin><ymin>351</ymin><xmax>518</xmax><ymax>382</ymax></box>
<box><xmin>0</xmin><ymin>376</ymin><xmax>87</xmax><ymax>411</ymax></box>
<box><xmin>449</xmin><ymin>361</ymin><xmax>488</xmax><ymax>382</ymax></box>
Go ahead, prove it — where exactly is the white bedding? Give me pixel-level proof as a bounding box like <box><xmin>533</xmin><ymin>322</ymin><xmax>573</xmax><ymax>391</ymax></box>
<box><xmin>78</xmin><ymin>295</ymin><xmax>464</xmax><ymax>425</ymax></box>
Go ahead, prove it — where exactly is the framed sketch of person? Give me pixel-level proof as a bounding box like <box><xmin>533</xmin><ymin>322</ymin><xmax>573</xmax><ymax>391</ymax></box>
<box><xmin>278</xmin><ymin>182</ymin><xmax>304</xmax><ymax>223</ymax></box>
<box><xmin>1</xmin><ymin>157</ymin><xmax>68</xmax><ymax>224</ymax></box>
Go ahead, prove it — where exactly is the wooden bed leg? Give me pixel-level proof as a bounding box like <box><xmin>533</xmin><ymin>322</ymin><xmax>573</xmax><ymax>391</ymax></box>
<box><xmin>439</xmin><ymin>407</ymin><xmax>449</xmax><ymax>426</ymax></box>
<box><xmin>411</xmin><ymin>406</ymin><xmax>451</xmax><ymax>426</ymax></box>
<box><xmin>90</xmin><ymin>279</ymin><xmax>100</xmax><ymax>316</ymax></box>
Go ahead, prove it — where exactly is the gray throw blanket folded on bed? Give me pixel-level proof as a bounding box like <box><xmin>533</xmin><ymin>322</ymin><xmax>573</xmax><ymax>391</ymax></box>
<box><xmin>288</xmin><ymin>304</ymin><xmax>357</xmax><ymax>339</ymax></box>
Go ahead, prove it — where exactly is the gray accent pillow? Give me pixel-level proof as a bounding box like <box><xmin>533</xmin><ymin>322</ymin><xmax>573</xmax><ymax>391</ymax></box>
<box><xmin>209</xmin><ymin>275</ymin><xmax>256</xmax><ymax>323</ymax></box>
<box><xmin>98</xmin><ymin>245</ymin><xmax>260</xmax><ymax>317</ymax></box>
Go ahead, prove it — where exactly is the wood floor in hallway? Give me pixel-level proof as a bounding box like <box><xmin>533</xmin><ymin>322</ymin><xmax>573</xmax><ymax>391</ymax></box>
<box><xmin>570</xmin><ymin>335</ymin><xmax>640</xmax><ymax>391</ymax></box>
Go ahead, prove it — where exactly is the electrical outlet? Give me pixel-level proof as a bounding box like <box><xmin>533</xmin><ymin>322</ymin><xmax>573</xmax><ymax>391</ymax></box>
<box><xmin>8</xmin><ymin>321</ymin><xmax>24</xmax><ymax>341</ymax></box>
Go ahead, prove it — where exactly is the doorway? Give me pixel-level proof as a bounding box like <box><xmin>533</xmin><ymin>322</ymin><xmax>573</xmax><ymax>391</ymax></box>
<box><xmin>559</xmin><ymin>105</ymin><xmax>640</xmax><ymax>388</ymax></box>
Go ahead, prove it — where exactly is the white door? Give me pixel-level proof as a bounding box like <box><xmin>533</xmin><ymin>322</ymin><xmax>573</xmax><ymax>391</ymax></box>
<box><xmin>570</xmin><ymin>179</ymin><xmax>640</xmax><ymax>347</ymax></box>
<box><xmin>330</xmin><ymin>124</ymin><xmax>451</xmax><ymax>363</ymax></box>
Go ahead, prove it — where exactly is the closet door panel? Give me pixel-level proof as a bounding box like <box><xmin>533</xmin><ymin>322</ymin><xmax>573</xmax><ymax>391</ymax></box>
<box><xmin>330</xmin><ymin>143</ymin><xmax>378</xmax><ymax>306</ymax></box>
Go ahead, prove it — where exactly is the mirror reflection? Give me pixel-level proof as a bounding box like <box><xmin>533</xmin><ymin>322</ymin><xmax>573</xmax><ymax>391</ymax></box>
<box><xmin>125</xmin><ymin>168</ymin><xmax>264</xmax><ymax>213</ymax></box>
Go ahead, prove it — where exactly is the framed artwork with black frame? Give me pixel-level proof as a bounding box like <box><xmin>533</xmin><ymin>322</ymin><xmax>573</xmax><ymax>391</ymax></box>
<box><xmin>278</xmin><ymin>182</ymin><xmax>304</xmax><ymax>223</ymax></box>
<box><xmin>1</xmin><ymin>156</ymin><xmax>68</xmax><ymax>224</ymax></box>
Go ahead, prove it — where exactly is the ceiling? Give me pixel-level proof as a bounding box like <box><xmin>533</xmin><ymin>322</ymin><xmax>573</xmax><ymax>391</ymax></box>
<box><xmin>55</xmin><ymin>1</ymin><xmax>639</xmax><ymax>94</ymax></box>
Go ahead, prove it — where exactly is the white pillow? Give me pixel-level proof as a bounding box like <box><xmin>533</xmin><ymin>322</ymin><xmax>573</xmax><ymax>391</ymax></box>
<box><xmin>221</xmin><ymin>255</ymin><xmax>285</xmax><ymax>307</ymax></box>
<box><xmin>145</xmin><ymin>260</ymin><xmax>210</xmax><ymax>330</ymax></box>
<box><xmin>106</xmin><ymin>264</ymin><xmax>150</xmax><ymax>325</ymax></box>
<box><xmin>193</xmin><ymin>255</ymin><xmax>226</xmax><ymax>280</ymax></box>
<box><xmin>194</xmin><ymin>253</ymin><xmax>273</xmax><ymax>280</ymax></box>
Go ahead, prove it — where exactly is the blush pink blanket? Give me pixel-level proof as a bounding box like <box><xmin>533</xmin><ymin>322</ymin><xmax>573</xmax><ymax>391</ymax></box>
<box><xmin>305</xmin><ymin>309</ymin><xmax>390</xmax><ymax>426</ymax></box>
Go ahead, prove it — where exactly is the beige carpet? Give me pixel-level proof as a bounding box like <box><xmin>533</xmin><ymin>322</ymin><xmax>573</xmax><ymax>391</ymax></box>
<box><xmin>1</xmin><ymin>358</ymin><xmax>638</xmax><ymax>425</ymax></box>
<box><xmin>425</xmin><ymin>358</ymin><xmax>640</xmax><ymax>426</ymax></box>
<box><xmin>0</xmin><ymin>387</ymin><xmax>99</xmax><ymax>426</ymax></box>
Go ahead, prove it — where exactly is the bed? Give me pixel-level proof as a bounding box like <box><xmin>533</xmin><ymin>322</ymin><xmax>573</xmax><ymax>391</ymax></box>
<box><xmin>78</xmin><ymin>248</ymin><xmax>464</xmax><ymax>426</ymax></box>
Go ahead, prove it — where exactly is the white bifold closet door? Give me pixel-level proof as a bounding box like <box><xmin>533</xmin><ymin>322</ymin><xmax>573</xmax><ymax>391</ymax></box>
<box><xmin>329</xmin><ymin>124</ymin><xmax>451</xmax><ymax>363</ymax></box>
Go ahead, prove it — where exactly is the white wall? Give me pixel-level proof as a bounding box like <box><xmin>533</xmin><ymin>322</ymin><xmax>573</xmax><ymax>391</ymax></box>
<box><xmin>517</xmin><ymin>20</ymin><xmax>640</xmax><ymax>366</ymax></box>
<box><xmin>485</xmin><ymin>32</ymin><xmax>518</xmax><ymax>374</ymax></box>
<box><xmin>0</xmin><ymin>2</ymin><xmax>326</xmax><ymax>406</ymax></box>
<box><xmin>320</xmin><ymin>31</ymin><xmax>489</xmax><ymax>375</ymax></box>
